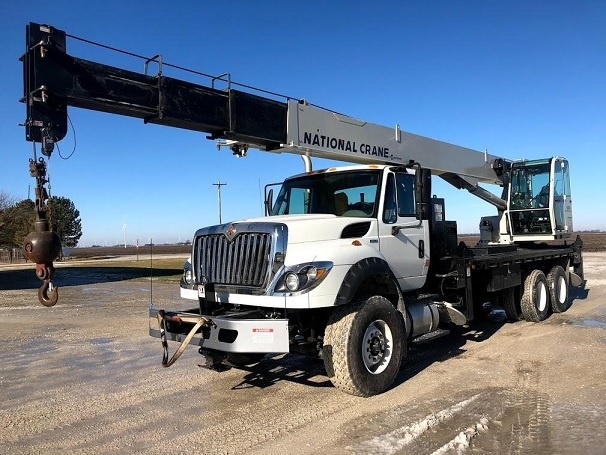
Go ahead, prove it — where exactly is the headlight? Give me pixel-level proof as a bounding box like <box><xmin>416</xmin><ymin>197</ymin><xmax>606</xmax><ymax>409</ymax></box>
<box><xmin>275</xmin><ymin>261</ymin><xmax>332</xmax><ymax>294</ymax></box>
<box><xmin>306</xmin><ymin>266</ymin><xmax>318</xmax><ymax>280</ymax></box>
<box><xmin>184</xmin><ymin>268</ymin><xmax>193</xmax><ymax>284</ymax></box>
<box><xmin>181</xmin><ymin>259</ymin><xmax>193</xmax><ymax>287</ymax></box>
<box><xmin>285</xmin><ymin>272</ymin><xmax>299</xmax><ymax>291</ymax></box>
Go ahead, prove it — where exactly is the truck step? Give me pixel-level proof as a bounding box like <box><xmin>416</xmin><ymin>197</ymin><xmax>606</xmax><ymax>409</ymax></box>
<box><xmin>412</xmin><ymin>328</ymin><xmax>451</xmax><ymax>345</ymax></box>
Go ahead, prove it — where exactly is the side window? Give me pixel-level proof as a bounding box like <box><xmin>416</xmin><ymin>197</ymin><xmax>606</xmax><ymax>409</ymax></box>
<box><xmin>561</xmin><ymin>160</ymin><xmax>571</xmax><ymax>197</ymax></box>
<box><xmin>396</xmin><ymin>173</ymin><xmax>415</xmax><ymax>217</ymax></box>
<box><xmin>554</xmin><ymin>159</ymin><xmax>571</xmax><ymax>198</ymax></box>
<box><xmin>553</xmin><ymin>160</ymin><xmax>563</xmax><ymax>197</ymax></box>
<box><xmin>382</xmin><ymin>174</ymin><xmax>397</xmax><ymax>224</ymax></box>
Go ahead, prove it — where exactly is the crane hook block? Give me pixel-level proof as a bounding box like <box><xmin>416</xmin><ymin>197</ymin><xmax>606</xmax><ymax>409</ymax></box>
<box><xmin>24</xmin><ymin>228</ymin><xmax>62</xmax><ymax>307</ymax></box>
<box><xmin>23</xmin><ymin>230</ymin><xmax>61</xmax><ymax>264</ymax></box>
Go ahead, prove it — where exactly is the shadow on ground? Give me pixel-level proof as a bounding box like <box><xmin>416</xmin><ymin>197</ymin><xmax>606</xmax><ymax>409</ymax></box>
<box><xmin>395</xmin><ymin>319</ymin><xmax>504</xmax><ymax>387</ymax></box>
<box><xmin>226</xmin><ymin>315</ymin><xmax>508</xmax><ymax>393</ymax></box>
<box><xmin>0</xmin><ymin>266</ymin><xmax>180</xmax><ymax>290</ymax></box>
<box><xmin>231</xmin><ymin>354</ymin><xmax>333</xmax><ymax>391</ymax></box>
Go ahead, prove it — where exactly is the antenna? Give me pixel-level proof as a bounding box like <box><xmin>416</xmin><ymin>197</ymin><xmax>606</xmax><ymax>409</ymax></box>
<box><xmin>213</xmin><ymin>181</ymin><xmax>227</xmax><ymax>224</ymax></box>
<box><xmin>258</xmin><ymin>178</ymin><xmax>263</xmax><ymax>216</ymax></box>
<box><xmin>149</xmin><ymin>238</ymin><xmax>153</xmax><ymax>306</ymax></box>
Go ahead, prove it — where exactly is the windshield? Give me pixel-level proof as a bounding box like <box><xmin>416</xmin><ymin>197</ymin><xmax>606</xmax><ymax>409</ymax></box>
<box><xmin>271</xmin><ymin>170</ymin><xmax>381</xmax><ymax>217</ymax></box>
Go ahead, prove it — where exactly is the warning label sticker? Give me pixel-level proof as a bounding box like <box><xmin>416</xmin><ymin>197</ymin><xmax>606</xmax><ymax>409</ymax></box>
<box><xmin>252</xmin><ymin>328</ymin><xmax>274</xmax><ymax>344</ymax></box>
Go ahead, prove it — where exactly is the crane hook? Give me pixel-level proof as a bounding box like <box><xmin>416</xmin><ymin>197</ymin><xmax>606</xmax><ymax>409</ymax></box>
<box><xmin>38</xmin><ymin>279</ymin><xmax>59</xmax><ymax>307</ymax></box>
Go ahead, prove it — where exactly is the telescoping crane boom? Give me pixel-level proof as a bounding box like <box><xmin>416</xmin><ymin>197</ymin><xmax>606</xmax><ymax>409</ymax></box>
<box><xmin>23</xmin><ymin>24</ymin><xmax>508</xmax><ymax>187</ymax></box>
<box><xmin>19</xmin><ymin>23</ymin><xmax>583</xmax><ymax>397</ymax></box>
<box><xmin>22</xmin><ymin>23</ymin><xmax>572</xmax><ymax>239</ymax></box>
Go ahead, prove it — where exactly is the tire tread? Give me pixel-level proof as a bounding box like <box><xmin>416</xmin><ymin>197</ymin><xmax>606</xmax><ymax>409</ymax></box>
<box><xmin>547</xmin><ymin>265</ymin><xmax>569</xmax><ymax>313</ymax></box>
<box><xmin>499</xmin><ymin>287</ymin><xmax>524</xmax><ymax>322</ymax></box>
<box><xmin>323</xmin><ymin>296</ymin><xmax>403</xmax><ymax>397</ymax></box>
<box><xmin>520</xmin><ymin>269</ymin><xmax>549</xmax><ymax>322</ymax></box>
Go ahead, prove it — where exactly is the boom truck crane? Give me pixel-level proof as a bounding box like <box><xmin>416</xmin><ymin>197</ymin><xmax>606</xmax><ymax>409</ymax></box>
<box><xmin>20</xmin><ymin>23</ymin><xmax>584</xmax><ymax>396</ymax></box>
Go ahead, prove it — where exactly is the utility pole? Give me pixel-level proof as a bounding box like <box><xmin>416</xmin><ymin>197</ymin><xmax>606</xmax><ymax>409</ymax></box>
<box><xmin>213</xmin><ymin>181</ymin><xmax>227</xmax><ymax>224</ymax></box>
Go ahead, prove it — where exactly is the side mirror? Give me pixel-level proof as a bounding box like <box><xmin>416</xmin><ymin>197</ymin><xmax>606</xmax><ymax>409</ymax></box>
<box><xmin>265</xmin><ymin>188</ymin><xmax>273</xmax><ymax>216</ymax></box>
<box><xmin>415</xmin><ymin>168</ymin><xmax>431</xmax><ymax>220</ymax></box>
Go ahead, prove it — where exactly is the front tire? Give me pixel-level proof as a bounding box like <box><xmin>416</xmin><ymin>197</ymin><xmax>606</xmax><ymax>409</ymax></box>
<box><xmin>521</xmin><ymin>270</ymin><xmax>550</xmax><ymax>322</ymax></box>
<box><xmin>323</xmin><ymin>295</ymin><xmax>404</xmax><ymax>397</ymax></box>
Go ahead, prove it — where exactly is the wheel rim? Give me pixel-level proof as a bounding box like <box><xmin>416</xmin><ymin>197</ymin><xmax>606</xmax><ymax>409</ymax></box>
<box><xmin>362</xmin><ymin>320</ymin><xmax>393</xmax><ymax>374</ymax></box>
<box><xmin>537</xmin><ymin>281</ymin><xmax>548</xmax><ymax>312</ymax></box>
<box><xmin>557</xmin><ymin>275</ymin><xmax>567</xmax><ymax>304</ymax></box>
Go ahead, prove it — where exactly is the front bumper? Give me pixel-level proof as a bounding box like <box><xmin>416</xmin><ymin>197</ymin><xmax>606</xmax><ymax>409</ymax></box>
<box><xmin>149</xmin><ymin>306</ymin><xmax>289</xmax><ymax>354</ymax></box>
<box><xmin>179</xmin><ymin>284</ymin><xmax>198</xmax><ymax>300</ymax></box>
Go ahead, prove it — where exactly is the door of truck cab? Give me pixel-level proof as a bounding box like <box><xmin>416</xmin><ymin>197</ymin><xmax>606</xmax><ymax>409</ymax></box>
<box><xmin>378</xmin><ymin>170</ymin><xmax>429</xmax><ymax>290</ymax></box>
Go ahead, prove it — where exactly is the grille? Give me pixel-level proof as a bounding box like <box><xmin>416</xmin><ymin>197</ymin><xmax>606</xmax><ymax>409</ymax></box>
<box><xmin>195</xmin><ymin>232</ymin><xmax>272</xmax><ymax>288</ymax></box>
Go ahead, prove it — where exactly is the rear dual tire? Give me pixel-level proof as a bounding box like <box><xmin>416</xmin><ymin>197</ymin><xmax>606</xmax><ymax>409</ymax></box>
<box><xmin>521</xmin><ymin>269</ymin><xmax>550</xmax><ymax>322</ymax></box>
<box><xmin>499</xmin><ymin>287</ymin><xmax>524</xmax><ymax>322</ymax></box>
<box><xmin>520</xmin><ymin>266</ymin><xmax>571</xmax><ymax>322</ymax></box>
<box><xmin>547</xmin><ymin>265</ymin><xmax>570</xmax><ymax>313</ymax></box>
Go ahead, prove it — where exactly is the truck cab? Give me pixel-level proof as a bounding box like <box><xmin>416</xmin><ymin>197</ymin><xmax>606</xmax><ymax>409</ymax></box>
<box><xmin>267</xmin><ymin>165</ymin><xmax>430</xmax><ymax>291</ymax></box>
<box><xmin>166</xmin><ymin>163</ymin><xmax>440</xmax><ymax>395</ymax></box>
<box><xmin>179</xmin><ymin>164</ymin><xmax>431</xmax><ymax>306</ymax></box>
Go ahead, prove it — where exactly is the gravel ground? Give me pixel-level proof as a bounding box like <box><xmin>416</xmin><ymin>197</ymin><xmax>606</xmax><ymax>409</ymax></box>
<box><xmin>1</xmin><ymin>253</ymin><xmax>605</xmax><ymax>454</ymax></box>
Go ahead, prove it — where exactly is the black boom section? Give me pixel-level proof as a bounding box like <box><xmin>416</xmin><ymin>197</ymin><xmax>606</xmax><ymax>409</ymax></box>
<box><xmin>22</xmin><ymin>23</ymin><xmax>287</xmax><ymax>148</ymax></box>
<box><xmin>23</xmin><ymin>23</ymin><xmax>68</xmax><ymax>143</ymax></box>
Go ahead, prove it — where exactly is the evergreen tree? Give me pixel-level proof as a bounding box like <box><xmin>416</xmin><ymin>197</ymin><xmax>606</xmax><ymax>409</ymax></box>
<box><xmin>0</xmin><ymin>194</ymin><xmax>83</xmax><ymax>249</ymax></box>
<box><xmin>49</xmin><ymin>196</ymin><xmax>83</xmax><ymax>248</ymax></box>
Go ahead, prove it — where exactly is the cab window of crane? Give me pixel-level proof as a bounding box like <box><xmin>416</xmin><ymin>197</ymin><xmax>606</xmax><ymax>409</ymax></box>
<box><xmin>383</xmin><ymin>172</ymin><xmax>415</xmax><ymax>223</ymax></box>
<box><xmin>553</xmin><ymin>159</ymin><xmax>571</xmax><ymax>198</ymax></box>
<box><xmin>271</xmin><ymin>170</ymin><xmax>380</xmax><ymax>217</ymax></box>
<box><xmin>510</xmin><ymin>161</ymin><xmax>551</xmax><ymax>210</ymax></box>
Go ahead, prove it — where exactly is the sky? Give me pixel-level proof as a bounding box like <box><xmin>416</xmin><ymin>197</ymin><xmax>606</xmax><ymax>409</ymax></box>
<box><xmin>1</xmin><ymin>1</ymin><xmax>605</xmax><ymax>246</ymax></box>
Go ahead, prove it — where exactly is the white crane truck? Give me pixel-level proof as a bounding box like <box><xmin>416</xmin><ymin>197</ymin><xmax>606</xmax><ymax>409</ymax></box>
<box><xmin>21</xmin><ymin>23</ymin><xmax>584</xmax><ymax>396</ymax></box>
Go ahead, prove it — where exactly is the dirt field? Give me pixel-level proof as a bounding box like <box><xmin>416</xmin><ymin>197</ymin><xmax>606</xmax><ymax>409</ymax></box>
<box><xmin>2</xmin><ymin>232</ymin><xmax>604</xmax><ymax>266</ymax></box>
<box><xmin>0</xmin><ymin>252</ymin><xmax>605</xmax><ymax>454</ymax></box>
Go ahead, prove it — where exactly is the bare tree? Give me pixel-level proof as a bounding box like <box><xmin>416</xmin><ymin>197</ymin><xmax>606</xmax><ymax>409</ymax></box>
<box><xmin>0</xmin><ymin>191</ymin><xmax>17</xmax><ymax>245</ymax></box>
<box><xmin>0</xmin><ymin>191</ymin><xmax>16</xmax><ymax>211</ymax></box>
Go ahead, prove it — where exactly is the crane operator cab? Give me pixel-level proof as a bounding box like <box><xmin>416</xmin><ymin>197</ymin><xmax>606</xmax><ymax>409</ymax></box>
<box><xmin>507</xmin><ymin>157</ymin><xmax>573</xmax><ymax>241</ymax></box>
